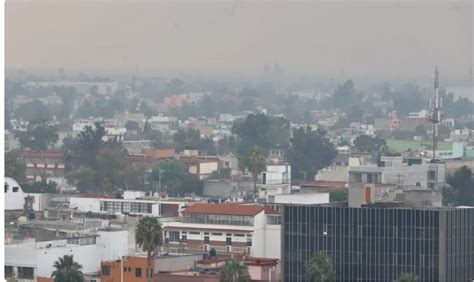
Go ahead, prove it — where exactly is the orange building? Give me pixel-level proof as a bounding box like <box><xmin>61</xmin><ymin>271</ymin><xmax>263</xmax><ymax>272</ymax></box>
<box><xmin>100</xmin><ymin>256</ymin><xmax>154</xmax><ymax>282</ymax></box>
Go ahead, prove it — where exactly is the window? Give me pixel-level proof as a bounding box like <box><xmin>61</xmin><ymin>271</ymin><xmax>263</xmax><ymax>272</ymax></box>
<box><xmin>204</xmin><ymin>236</ymin><xmax>210</xmax><ymax>244</ymax></box>
<box><xmin>211</xmin><ymin>233</ymin><xmax>222</xmax><ymax>236</ymax></box>
<box><xmin>169</xmin><ymin>231</ymin><xmax>180</xmax><ymax>242</ymax></box>
<box><xmin>135</xmin><ymin>268</ymin><xmax>142</xmax><ymax>278</ymax></box>
<box><xmin>17</xmin><ymin>267</ymin><xmax>34</xmax><ymax>279</ymax></box>
<box><xmin>181</xmin><ymin>234</ymin><xmax>187</xmax><ymax>243</ymax></box>
<box><xmin>5</xmin><ymin>266</ymin><xmax>13</xmax><ymax>278</ymax></box>
<box><xmin>189</xmin><ymin>231</ymin><xmax>200</xmax><ymax>235</ymax></box>
<box><xmin>226</xmin><ymin>237</ymin><xmax>232</xmax><ymax>246</ymax></box>
<box><xmin>246</xmin><ymin>239</ymin><xmax>252</xmax><ymax>246</ymax></box>
<box><xmin>234</xmin><ymin>234</ymin><xmax>245</xmax><ymax>237</ymax></box>
<box><xmin>102</xmin><ymin>265</ymin><xmax>110</xmax><ymax>276</ymax></box>
<box><xmin>12</xmin><ymin>187</ymin><xmax>19</xmax><ymax>192</ymax></box>
<box><xmin>4</xmin><ymin>184</ymin><xmax>8</xmax><ymax>193</ymax></box>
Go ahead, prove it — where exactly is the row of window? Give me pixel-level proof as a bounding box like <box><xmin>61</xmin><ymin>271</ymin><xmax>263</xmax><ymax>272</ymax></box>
<box><xmin>183</xmin><ymin>213</ymin><xmax>254</xmax><ymax>226</ymax></box>
<box><xmin>168</xmin><ymin>231</ymin><xmax>253</xmax><ymax>246</ymax></box>
<box><xmin>102</xmin><ymin>266</ymin><xmax>152</xmax><ymax>278</ymax></box>
<box><xmin>100</xmin><ymin>201</ymin><xmax>153</xmax><ymax>214</ymax></box>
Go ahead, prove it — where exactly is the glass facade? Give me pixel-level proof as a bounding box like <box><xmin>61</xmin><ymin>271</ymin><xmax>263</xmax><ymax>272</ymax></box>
<box><xmin>183</xmin><ymin>213</ymin><xmax>254</xmax><ymax>226</ymax></box>
<box><xmin>282</xmin><ymin>205</ymin><xmax>474</xmax><ymax>281</ymax></box>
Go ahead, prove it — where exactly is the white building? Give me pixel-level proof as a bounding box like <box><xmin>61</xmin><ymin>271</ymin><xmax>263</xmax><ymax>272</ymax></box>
<box><xmin>162</xmin><ymin>202</ymin><xmax>281</xmax><ymax>259</ymax></box>
<box><xmin>273</xmin><ymin>192</ymin><xmax>329</xmax><ymax>205</ymax></box>
<box><xmin>348</xmin><ymin>156</ymin><xmax>445</xmax><ymax>188</ymax></box>
<box><xmin>4</xmin><ymin>177</ymin><xmax>49</xmax><ymax>212</ymax></box>
<box><xmin>68</xmin><ymin>194</ymin><xmax>187</xmax><ymax>218</ymax></box>
<box><xmin>5</xmin><ymin>229</ymin><xmax>128</xmax><ymax>280</ymax></box>
<box><xmin>258</xmin><ymin>165</ymin><xmax>291</xmax><ymax>202</ymax></box>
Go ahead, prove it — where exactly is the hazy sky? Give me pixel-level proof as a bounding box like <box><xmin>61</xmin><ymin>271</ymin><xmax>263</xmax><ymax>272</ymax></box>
<box><xmin>6</xmin><ymin>1</ymin><xmax>473</xmax><ymax>80</ymax></box>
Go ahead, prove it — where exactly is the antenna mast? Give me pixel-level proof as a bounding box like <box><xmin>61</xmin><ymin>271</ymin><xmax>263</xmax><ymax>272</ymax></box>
<box><xmin>428</xmin><ymin>66</ymin><xmax>443</xmax><ymax>160</ymax></box>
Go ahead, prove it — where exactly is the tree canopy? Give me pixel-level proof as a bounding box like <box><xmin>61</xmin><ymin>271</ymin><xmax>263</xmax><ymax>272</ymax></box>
<box><xmin>16</xmin><ymin>123</ymin><xmax>59</xmax><ymax>152</ymax></box>
<box><xmin>219</xmin><ymin>260</ymin><xmax>251</xmax><ymax>282</ymax></box>
<box><xmin>232</xmin><ymin>113</ymin><xmax>290</xmax><ymax>164</ymax></box>
<box><xmin>443</xmin><ymin>166</ymin><xmax>474</xmax><ymax>206</ymax></box>
<box><xmin>5</xmin><ymin>150</ymin><xmax>26</xmax><ymax>184</ymax></box>
<box><xmin>51</xmin><ymin>255</ymin><xmax>84</xmax><ymax>282</ymax></box>
<box><xmin>287</xmin><ymin>126</ymin><xmax>336</xmax><ymax>181</ymax></box>
<box><xmin>305</xmin><ymin>251</ymin><xmax>336</xmax><ymax>282</ymax></box>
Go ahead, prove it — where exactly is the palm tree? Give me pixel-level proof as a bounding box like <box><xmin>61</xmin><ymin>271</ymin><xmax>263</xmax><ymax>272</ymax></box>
<box><xmin>136</xmin><ymin>216</ymin><xmax>163</xmax><ymax>282</ymax></box>
<box><xmin>399</xmin><ymin>272</ymin><xmax>418</xmax><ymax>282</ymax></box>
<box><xmin>305</xmin><ymin>251</ymin><xmax>335</xmax><ymax>282</ymax></box>
<box><xmin>247</xmin><ymin>147</ymin><xmax>267</xmax><ymax>198</ymax></box>
<box><xmin>219</xmin><ymin>260</ymin><xmax>251</xmax><ymax>282</ymax></box>
<box><xmin>51</xmin><ymin>255</ymin><xmax>84</xmax><ymax>282</ymax></box>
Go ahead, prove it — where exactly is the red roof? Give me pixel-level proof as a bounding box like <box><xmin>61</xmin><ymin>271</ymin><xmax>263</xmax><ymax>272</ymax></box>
<box><xmin>183</xmin><ymin>203</ymin><xmax>277</xmax><ymax>216</ymax></box>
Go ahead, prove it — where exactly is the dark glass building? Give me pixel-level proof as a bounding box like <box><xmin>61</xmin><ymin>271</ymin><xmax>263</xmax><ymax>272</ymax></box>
<box><xmin>282</xmin><ymin>204</ymin><xmax>474</xmax><ymax>281</ymax></box>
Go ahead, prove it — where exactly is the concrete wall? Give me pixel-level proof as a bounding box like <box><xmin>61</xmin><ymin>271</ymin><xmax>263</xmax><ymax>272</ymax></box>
<box><xmin>6</xmin><ymin>231</ymin><xmax>129</xmax><ymax>278</ymax></box>
<box><xmin>203</xmin><ymin>180</ymin><xmax>253</xmax><ymax>198</ymax></box>
<box><xmin>69</xmin><ymin>197</ymin><xmax>101</xmax><ymax>212</ymax></box>
<box><xmin>155</xmin><ymin>255</ymin><xmax>202</xmax><ymax>272</ymax></box>
<box><xmin>274</xmin><ymin>193</ymin><xmax>329</xmax><ymax>205</ymax></box>
<box><xmin>5</xmin><ymin>177</ymin><xmax>26</xmax><ymax>210</ymax></box>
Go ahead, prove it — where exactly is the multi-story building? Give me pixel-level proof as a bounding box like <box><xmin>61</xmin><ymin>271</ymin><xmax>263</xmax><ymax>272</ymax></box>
<box><xmin>281</xmin><ymin>184</ymin><xmax>474</xmax><ymax>282</ymax></box>
<box><xmin>23</xmin><ymin>151</ymin><xmax>66</xmax><ymax>182</ymax></box>
<box><xmin>348</xmin><ymin>156</ymin><xmax>445</xmax><ymax>188</ymax></box>
<box><xmin>258</xmin><ymin>164</ymin><xmax>291</xmax><ymax>202</ymax></box>
<box><xmin>68</xmin><ymin>192</ymin><xmax>187</xmax><ymax>218</ymax></box>
<box><xmin>162</xmin><ymin>203</ymin><xmax>281</xmax><ymax>259</ymax></box>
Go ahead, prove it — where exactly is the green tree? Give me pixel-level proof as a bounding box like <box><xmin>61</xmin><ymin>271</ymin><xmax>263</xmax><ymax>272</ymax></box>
<box><xmin>209</xmin><ymin>248</ymin><xmax>217</xmax><ymax>258</ymax></box>
<box><xmin>219</xmin><ymin>260</ymin><xmax>251</xmax><ymax>282</ymax></box>
<box><xmin>5</xmin><ymin>150</ymin><xmax>26</xmax><ymax>183</ymax></box>
<box><xmin>175</xmin><ymin>174</ymin><xmax>204</xmax><ymax>197</ymax></box>
<box><xmin>398</xmin><ymin>272</ymin><xmax>419</xmax><ymax>282</ymax></box>
<box><xmin>15</xmin><ymin>100</ymin><xmax>50</xmax><ymax>122</ymax></box>
<box><xmin>329</xmin><ymin>190</ymin><xmax>348</xmax><ymax>202</ymax></box>
<box><xmin>232</xmin><ymin>113</ymin><xmax>290</xmax><ymax>165</ymax></box>
<box><xmin>353</xmin><ymin>135</ymin><xmax>387</xmax><ymax>154</ymax></box>
<box><xmin>443</xmin><ymin>166</ymin><xmax>474</xmax><ymax>206</ymax></box>
<box><xmin>173</xmin><ymin>128</ymin><xmax>216</xmax><ymax>155</ymax></box>
<box><xmin>125</xmin><ymin>120</ymin><xmax>140</xmax><ymax>132</ymax></box>
<box><xmin>247</xmin><ymin>147</ymin><xmax>267</xmax><ymax>197</ymax></box>
<box><xmin>149</xmin><ymin>160</ymin><xmax>186</xmax><ymax>194</ymax></box>
<box><xmin>305</xmin><ymin>251</ymin><xmax>335</xmax><ymax>282</ymax></box>
<box><xmin>66</xmin><ymin>166</ymin><xmax>98</xmax><ymax>193</ymax></box>
<box><xmin>17</xmin><ymin>123</ymin><xmax>59</xmax><ymax>151</ymax></box>
<box><xmin>287</xmin><ymin>126</ymin><xmax>336</xmax><ymax>181</ymax></box>
<box><xmin>96</xmin><ymin>148</ymin><xmax>130</xmax><ymax>193</ymax></box>
<box><xmin>22</xmin><ymin>180</ymin><xmax>57</xmax><ymax>193</ymax></box>
<box><xmin>136</xmin><ymin>217</ymin><xmax>163</xmax><ymax>282</ymax></box>
<box><xmin>51</xmin><ymin>255</ymin><xmax>84</xmax><ymax>282</ymax></box>
<box><xmin>77</xmin><ymin>122</ymin><xmax>106</xmax><ymax>168</ymax></box>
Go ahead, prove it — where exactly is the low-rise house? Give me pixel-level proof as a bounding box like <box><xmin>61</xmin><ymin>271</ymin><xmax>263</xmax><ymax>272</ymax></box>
<box><xmin>180</xmin><ymin>156</ymin><xmax>219</xmax><ymax>180</ymax></box>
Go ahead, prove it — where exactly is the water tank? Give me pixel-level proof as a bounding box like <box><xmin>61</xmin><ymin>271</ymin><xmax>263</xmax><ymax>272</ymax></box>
<box><xmin>17</xmin><ymin>216</ymin><xmax>28</xmax><ymax>225</ymax></box>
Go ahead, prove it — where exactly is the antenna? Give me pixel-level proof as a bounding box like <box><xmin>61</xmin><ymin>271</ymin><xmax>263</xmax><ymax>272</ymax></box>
<box><xmin>427</xmin><ymin>66</ymin><xmax>443</xmax><ymax>161</ymax></box>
